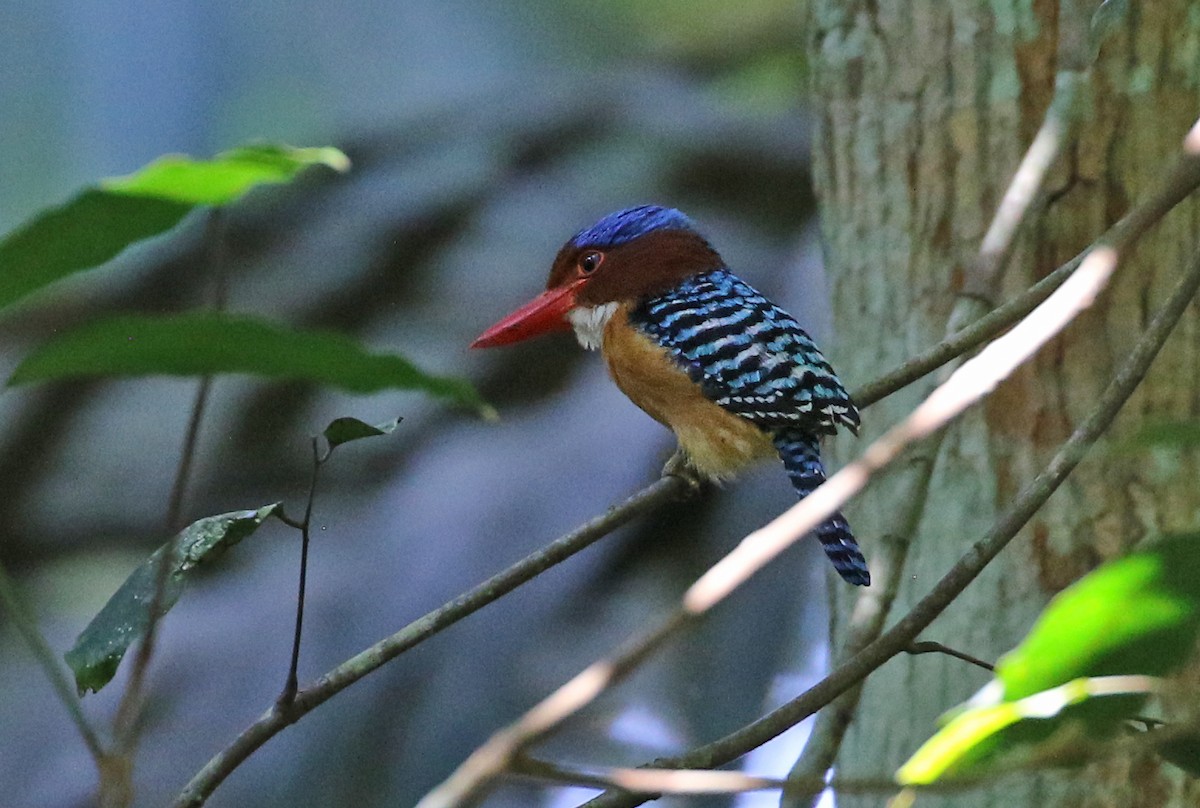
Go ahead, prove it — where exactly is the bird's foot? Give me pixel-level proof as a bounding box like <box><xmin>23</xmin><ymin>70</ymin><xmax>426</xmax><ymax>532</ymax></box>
<box><xmin>661</xmin><ymin>449</ymin><xmax>704</xmax><ymax>495</ymax></box>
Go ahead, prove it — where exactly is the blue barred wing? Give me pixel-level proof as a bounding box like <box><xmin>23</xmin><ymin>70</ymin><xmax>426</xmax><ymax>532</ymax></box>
<box><xmin>630</xmin><ymin>270</ymin><xmax>859</xmax><ymax>436</ymax></box>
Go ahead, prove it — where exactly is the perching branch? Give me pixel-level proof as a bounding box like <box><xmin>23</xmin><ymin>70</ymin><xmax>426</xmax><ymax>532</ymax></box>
<box><xmin>580</xmin><ymin>239</ymin><xmax>1200</xmax><ymax>808</ymax></box>
<box><xmin>173</xmin><ymin>119</ymin><xmax>1200</xmax><ymax>807</ymax></box>
<box><xmin>169</xmin><ymin>475</ymin><xmax>686</xmax><ymax>808</ymax></box>
<box><xmin>417</xmin><ymin>199</ymin><xmax>1129</xmax><ymax>808</ymax></box>
<box><xmin>440</xmin><ymin>114</ymin><xmax>1200</xmax><ymax>805</ymax></box>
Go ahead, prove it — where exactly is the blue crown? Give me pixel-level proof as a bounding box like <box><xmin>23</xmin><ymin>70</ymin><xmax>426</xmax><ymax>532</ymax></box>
<box><xmin>570</xmin><ymin>205</ymin><xmax>695</xmax><ymax>248</ymax></box>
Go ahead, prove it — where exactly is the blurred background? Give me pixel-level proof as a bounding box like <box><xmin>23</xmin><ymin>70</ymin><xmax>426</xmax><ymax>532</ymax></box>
<box><xmin>0</xmin><ymin>2</ymin><xmax>852</xmax><ymax>806</ymax></box>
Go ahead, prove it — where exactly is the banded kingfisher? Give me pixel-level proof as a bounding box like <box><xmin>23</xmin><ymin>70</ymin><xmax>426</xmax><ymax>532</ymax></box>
<box><xmin>472</xmin><ymin>206</ymin><xmax>869</xmax><ymax>586</ymax></box>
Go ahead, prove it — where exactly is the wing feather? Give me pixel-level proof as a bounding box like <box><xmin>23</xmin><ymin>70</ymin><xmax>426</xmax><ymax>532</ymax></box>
<box><xmin>631</xmin><ymin>270</ymin><xmax>859</xmax><ymax>435</ymax></box>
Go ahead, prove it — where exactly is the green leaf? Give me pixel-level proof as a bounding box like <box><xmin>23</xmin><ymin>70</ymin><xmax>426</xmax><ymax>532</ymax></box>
<box><xmin>64</xmin><ymin>504</ymin><xmax>279</xmax><ymax>695</ymax></box>
<box><xmin>0</xmin><ymin>144</ymin><xmax>349</xmax><ymax>314</ymax></box>
<box><xmin>101</xmin><ymin>144</ymin><xmax>350</xmax><ymax>206</ymax></box>
<box><xmin>7</xmin><ymin>311</ymin><xmax>491</xmax><ymax>413</ymax></box>
<box><xmin>996</xmin><ymin>533</ymin><xmax>1200</xmax><ymax>700</ymax></box>
<box><xmin>323</xmin><ymin>416</ymin><xmax>402</xmax><ymax>449</ymax></box>
<box><xmin>896</xmin><ymin>534</ymin><xmax>1200</xmax><ymax>784</ymax></box>
<box><xmin>0</xmin><ymin>191</ymin><xmax>193</xmax><ymax>315</ymax></box>
<box><xmin>897</xmin><ymin>676</ymin><xmax>1160</xmax><ymax>785</ymax></box>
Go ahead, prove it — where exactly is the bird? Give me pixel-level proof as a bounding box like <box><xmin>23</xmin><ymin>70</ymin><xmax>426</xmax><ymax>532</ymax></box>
<box><xmin>471</xmin><ymin>205</ymin><xmax>869</xmax><ymax>586</ymax></box>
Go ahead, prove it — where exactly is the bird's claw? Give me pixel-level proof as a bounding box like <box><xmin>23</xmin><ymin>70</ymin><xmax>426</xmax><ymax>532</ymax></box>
<box><xmin>661</xmin><ymin>450</ymin><xmax>704</xmax><ymax>494</ymax></box>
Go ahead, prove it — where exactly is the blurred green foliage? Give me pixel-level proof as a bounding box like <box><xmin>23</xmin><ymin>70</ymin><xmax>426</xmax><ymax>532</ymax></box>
<box><xmin>899</xmin><ymin>533</ymin><xmax>1200</xmax><ymax>784</ymax></box>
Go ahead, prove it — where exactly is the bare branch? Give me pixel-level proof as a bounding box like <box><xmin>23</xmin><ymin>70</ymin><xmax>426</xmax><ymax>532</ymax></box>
<box><xmin>418</xmin><ymin>172</ymin><xmax>1137</xmax><ymax>808</ymax></box>
<box><xmin>580</xmin><ymin>237</ymin><xmax>1200</xmax><ymax>808</ymax></box>
<box><xmin>168</xmin><ymin>475</ymin><xmax>686</xmax><ymax>808</ymax></box>
<box><xmin>113</xmin><ymin>210</ymin><xmax>229</xmax><ymax>776</ymax></box>
<box><xmin>173</xmin><ymin>122</ymin><xmax>1200</xmax><ymax>808</ymax></box>
<box><xmin>278</xmin><ymin>437</ymin><xmax>324</xmax><ymax>707</ymax></box>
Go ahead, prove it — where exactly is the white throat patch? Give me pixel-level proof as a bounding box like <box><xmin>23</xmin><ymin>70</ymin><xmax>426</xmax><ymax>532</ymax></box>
<box><xmin>567</xmin><ymin>303</ymin><xmax>618</xmax><ymax>351</ymax></box>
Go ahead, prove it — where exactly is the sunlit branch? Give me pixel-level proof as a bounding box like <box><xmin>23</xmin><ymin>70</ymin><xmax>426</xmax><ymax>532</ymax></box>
<box><xmin>417</xmin><ymin>187</ymin><xmax>1130</xmax><ymax>808</ymax></box>
<box><xmin>168</xmin><ymin>475</ymin><xmax>685</xmax><ymax>808</ymax></box>
<box><xmin>580</xmin><ymin>239</ymin><xmax>1200</xmax><ymax>808</ymax></box>
<box><xmin>173</xmin><ymin>122</ymin><xmax>1200</xmax><ymax>808</ymax></box>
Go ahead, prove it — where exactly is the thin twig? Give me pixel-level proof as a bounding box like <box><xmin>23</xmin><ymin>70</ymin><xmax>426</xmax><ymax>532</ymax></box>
<box><xmin>961</xmin><ymin>0</ymin><xmax>1089</xmax><ymax>301</ymax></box>
<box><xmin>580</xmin><ymin>239</ymin><xmax>1200</xmax><ymax>808</ymax></box>
<box><xmin>905</xmin><ymin>641</ymin><xmax>995</xmax><ymax>672</ymax></box>
<box><xmin>419</xmin><ymin>207</ymin><xmax>1126</xmax><ymax>808</ymax></box>
<box><xmin>169</xmin><ymin>475</ymin><xmax>687</xmax><ymax>808</ymax></box>
<box><xmin>279</xmin><ymin>438</ymin><xmax>325</xmax><ymax>706</ymax></box>
<box><xmin>0</xmin><ymin>559</ymin><xmax>106</xmax><ymax>762</ymax></box>
<box><xmin>113</xmin><ymin>210</ymin><xmax>229</xmax><ymax>766</ymax></box>
<box><xmin>172</xmin><ymin>125</ymin><xmax>1200</xmax><ymax>806</ymax></box>
<box><xmin>164</xmin><ymin>210</ymin><xmax>228</xmax><ymax>532</ymax></box>
<box><xmin>273</xmin><ymin>507</ymin><xmax>305</xmax><ymax>531</ymax></box>
<box><xmin>165</xmin><ymin>376</ymin><xmax>214</xmax><ymax>534</ymax></box>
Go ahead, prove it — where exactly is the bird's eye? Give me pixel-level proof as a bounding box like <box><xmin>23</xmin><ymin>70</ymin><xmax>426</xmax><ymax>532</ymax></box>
<box><xmin>578</xmin><ymin>251</ymin><xmax>604</xmax><ymax>275</ymax></box>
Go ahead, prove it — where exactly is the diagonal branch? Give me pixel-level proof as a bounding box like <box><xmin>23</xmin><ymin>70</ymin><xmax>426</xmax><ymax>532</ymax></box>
<box><xmin>172</xmin><ymin>119</ymin><xmax>1200</xmax><ymax>808</ymax></box>
<box><xmin>417</xmin><ymin>196</ymin><xmax>1129</xmax><ymax>808</ymax></box>
<box><xmin>580</xmin><ymin>239</ymin><xmax>1200</xmax><ymax>808</ymax></box>
<box><xmin>168</xmin><ymin>475</ymin><xmax>685</xmax><ymax>808</ymax></box>
<box><xmin>427</xmin><ymin>114</ymin><xmax>1200</xmax><ymax>806</ymax></box>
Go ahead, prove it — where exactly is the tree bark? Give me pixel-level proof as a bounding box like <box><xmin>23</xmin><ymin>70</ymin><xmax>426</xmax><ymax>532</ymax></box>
<box><xmin>809</xmin><ymin>2</ymin><xmax>1200</xmax><ymax>806</ymax></box>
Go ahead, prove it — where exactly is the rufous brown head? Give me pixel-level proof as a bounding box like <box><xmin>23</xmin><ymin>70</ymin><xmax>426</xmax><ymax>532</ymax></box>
<box><xmin>471</xmin><ymin>206</ymin><xmax>723</xmax><ymax>348</ymax></box>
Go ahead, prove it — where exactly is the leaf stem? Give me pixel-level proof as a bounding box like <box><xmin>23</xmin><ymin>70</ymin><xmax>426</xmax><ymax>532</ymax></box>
<box><xmin>279</xmin><ymin>438</ymin><xmax>324</xmax><ymax>706</ymax></box>
<box><xmin>164</xmin><ymin>210</ymin><xmax>227</xmax><ymax>532</ymax></box>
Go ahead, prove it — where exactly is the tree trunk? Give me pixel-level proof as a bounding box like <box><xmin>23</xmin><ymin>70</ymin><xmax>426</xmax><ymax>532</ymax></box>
<box><xmin>809</xmin><ymin>2</ymin><xmax>1200</xmax><ymax>806</ymax></box>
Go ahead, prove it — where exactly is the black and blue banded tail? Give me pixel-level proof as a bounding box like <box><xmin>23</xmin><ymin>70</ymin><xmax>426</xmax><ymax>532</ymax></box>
<box><xmin>773</xmin><ymin>429</ymin><xmax>870</xmax><ymax>586</ymax></box>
